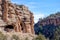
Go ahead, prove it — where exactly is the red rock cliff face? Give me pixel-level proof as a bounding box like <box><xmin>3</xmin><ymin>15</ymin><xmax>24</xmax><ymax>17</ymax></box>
<box><xmin>0</xmin><ymin>0</ymin><xmax>35</xmax><ymax>34</ymax></box>
<box><xmin>38</xmin><ymin>13</ymin><xmax>60</xmax><ymax>26</ymax></box>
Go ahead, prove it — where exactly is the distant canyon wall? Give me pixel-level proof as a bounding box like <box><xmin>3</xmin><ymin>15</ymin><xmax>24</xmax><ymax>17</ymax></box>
<box><xmin>38</xmin><ymin>13</ymin><xmax>60</xmax><ymax>26</ymax></box>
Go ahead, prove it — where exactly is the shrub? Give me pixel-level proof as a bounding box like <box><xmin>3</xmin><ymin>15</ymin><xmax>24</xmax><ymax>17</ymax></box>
<box><xmin>25</xmin><ymin>37</ymin><xmax>29</xmax><ymax>40</ymax></box>
<box><xmin>12</xmin><ymin>35</ymin><xmax>20</xmax><ymax>40</ymax></box>
<box><xmin>34</xmin><ymin>34</ymin><xmax>46</xmax><ymax>40</ymax></box>
<box><xmin>0</xmin><ymin>31</ymin><xmax>7</xmax><ymax>40</ymax></box>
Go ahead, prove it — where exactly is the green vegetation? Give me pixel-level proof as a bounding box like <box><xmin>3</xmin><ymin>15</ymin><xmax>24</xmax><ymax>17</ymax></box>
<box><xmin>34</xmin><ymin>12</ymin><xmax>60</xmax><ymax>40</ymax></box>
<box><xmin>34</xmin><ymin>34</ymin><xmax>46</xmax><ymax>40</ymax></box>
<box><xmin>0</xmin><ymin>31</ymin><xmax>7</xmax><ymax>40</ymax></box>
<box><xmin>12</xmin><ymin>35</ymin><xmax>20</xmax><ymax>40</ymax></box>
<box><xmin>53</xmin><ymin>26</ymin><xmax>60</xmax><ymax>40</ymax></box>
<box><xmin>25</xmin><ymin>37</ymin><xmax>29</xmax><ymax>40</ymax></box>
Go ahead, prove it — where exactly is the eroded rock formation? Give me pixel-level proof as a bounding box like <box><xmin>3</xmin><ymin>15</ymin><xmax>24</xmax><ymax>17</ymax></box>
<box><xmin>38</xmin><ymin>12</ymin><xmax>60</xmax><ymax>26</ymax></box>
<box><xmin>0</xmin><ymin>0</ymin><xmax>34</xmax><ymax>34</ymax></box>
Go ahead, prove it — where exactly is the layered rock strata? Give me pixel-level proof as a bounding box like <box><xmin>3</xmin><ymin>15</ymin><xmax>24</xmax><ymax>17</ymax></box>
<box><xmin>0</xmin><ymin>0</ymin><xmax>34</xmax><ymax>34</ymax></box>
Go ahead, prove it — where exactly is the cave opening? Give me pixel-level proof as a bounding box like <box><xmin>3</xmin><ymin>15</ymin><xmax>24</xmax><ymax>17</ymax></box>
<box><xmin>4</xmin><ymin>25</ymin><xmax>14</xmax><ymax>32</ymax></box>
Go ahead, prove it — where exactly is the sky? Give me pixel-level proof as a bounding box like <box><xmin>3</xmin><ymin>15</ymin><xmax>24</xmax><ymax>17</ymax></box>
<box><xmin>11</xmin><ymin>0</ymin><xmax>60</xmax><ymax>23</ymax></box>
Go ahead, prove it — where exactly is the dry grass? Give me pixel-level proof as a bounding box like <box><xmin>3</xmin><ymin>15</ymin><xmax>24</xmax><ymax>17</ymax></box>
<box><xmin>0</xmin><ymin>31</ymin><xmax>36</xmax><ymax>40</ymax></box>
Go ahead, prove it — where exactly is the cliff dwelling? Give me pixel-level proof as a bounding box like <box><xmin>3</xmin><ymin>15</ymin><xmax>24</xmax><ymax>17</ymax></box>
<box><xmin>0</xmin><ymin>0</ymin><xmax>35</xmax><ymax>34</ymax></box>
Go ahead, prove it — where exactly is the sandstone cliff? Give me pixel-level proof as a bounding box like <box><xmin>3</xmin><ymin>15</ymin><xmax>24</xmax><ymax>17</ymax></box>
<box><xmin>0</xmin><ymin>0</ymin><xmax>34</xmax><ymax>34</ymax></box>
<box><xmin>34</xmin><ymin>12</ymin><xmax>60</xmax><ymax>39</ymax></box>
<box><xmin>37</xmin><ymin>12</ymin><xmax>60</xmax><ymax>26</ymax></box>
